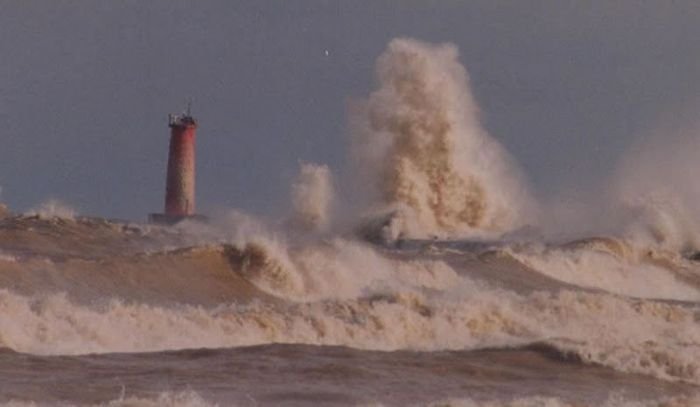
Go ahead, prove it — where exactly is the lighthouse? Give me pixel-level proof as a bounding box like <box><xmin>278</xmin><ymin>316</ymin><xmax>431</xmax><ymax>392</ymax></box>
<box><xmin>149</xmin><ymin>105</ymin><xmax>205</xmax><ymax>224</ymax></box>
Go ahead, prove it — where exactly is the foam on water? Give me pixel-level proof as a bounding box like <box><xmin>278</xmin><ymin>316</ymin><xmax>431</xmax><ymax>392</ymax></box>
<box><xmin>24</xmin><ymin>199</ymin><xmax>76</xmax><ymax>220</ymax></box>
<box><xmin>506</xmin><ymin>241</ymin><xmax>700</xmax><ymax>301</ymax></box>
<box><xmin>0</xmin><ymin>253</ymin><xmax>698</xmax><ymax>385</ymax></box>
<box><xmin>1</xmin><ymin>208</ymin><xmax>699</xmax><ymax>385</ymax></box>
<box><xmin>226</xmin><ymin>237</ymin><xmax>461</xmax><ymax>301</ymax></box>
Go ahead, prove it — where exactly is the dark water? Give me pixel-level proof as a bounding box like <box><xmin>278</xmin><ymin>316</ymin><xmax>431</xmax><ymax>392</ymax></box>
<box><xmin>0</xmin><ymin>344</ymin><xmax>696</xmax><ymax>406</ymax></box>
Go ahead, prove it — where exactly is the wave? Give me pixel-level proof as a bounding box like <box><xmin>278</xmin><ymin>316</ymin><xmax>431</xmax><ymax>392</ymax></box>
<box><xmin>223</xmin><ymin>238</ymin><xmax>461</xmax><ymax>301</ymax></box>
<box><xmin>0</xmin><ymin>215</ymin><xmax>190</xmax><ymax>261</ymax></box>
<box><xmin>503</xmin><ymin>237</ymin><xmax>700</xmax><ymax>301</ymax></box>
<box><xmin>0</xmin><ymin>277</ymin><xmax>697</xmax><ymax>385</ymax></box>
<box><xmin>0</xmin><ymin>244</ymin><xmax>274</xmax><ymax>307</ymax></box>
<box><xmin>0</xmin><ymin>210</ymin><xmax>464</xmax><ymax>305</ymax></box>
<box><xmin>1</xmin><ymin>216</ymin><xmax>699</xmax><ymax>385</ymax></box>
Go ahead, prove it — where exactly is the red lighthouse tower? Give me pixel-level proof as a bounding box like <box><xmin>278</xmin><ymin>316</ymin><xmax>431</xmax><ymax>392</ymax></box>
<box><xmin>150</xmin><ymin>105</ymin><xmax>204</xmax><ymax>224</ymax></box>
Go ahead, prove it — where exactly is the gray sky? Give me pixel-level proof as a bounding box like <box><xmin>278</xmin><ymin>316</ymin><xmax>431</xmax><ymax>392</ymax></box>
<box><xmin>1</xmin><ymin>1</ymin><xmax>699</xmax><ymax>220</ymax></box>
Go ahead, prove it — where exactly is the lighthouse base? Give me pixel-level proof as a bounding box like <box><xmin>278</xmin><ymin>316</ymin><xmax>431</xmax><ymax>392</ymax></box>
<box><xmin>148</xmin><ymin>213</ymin><xmax>208</xmax><ymax>225</ymax></box>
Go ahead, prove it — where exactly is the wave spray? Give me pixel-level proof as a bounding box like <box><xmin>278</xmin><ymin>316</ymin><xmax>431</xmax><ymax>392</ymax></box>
<box><xmin>352</xmin><ymin>38</ymin><xmax>533</xmax><ymax>240</ymax></box>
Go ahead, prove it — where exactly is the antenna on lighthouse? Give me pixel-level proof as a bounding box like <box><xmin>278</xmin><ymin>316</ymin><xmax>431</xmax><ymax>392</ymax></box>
<box><xmin>186</xmin><ymin>98</ymin><xmax>192</xmax><ymax>117</ymax></box>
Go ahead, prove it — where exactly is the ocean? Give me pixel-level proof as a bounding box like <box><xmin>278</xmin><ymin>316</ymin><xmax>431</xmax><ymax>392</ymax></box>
<box><xmin>0</xmin><ymin>214</ymin><xmax>697</xmax><ymax>406</ymax></box>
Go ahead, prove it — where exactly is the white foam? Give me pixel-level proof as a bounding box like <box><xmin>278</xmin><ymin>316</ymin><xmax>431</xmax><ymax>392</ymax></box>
<box><xmin>507</xmin><ymin>244</ymin><xmax>700</xmax><ymax>301</ymax></box>
<box><xmin>24</xmin><ymin>199</ymin><xmax>76</xmax><ymax>220</ymax></box>
<box><xmin>0</xmin><ymin>275</ymin><xmax>698</xmax><ymax>385</ymax></box>
<box><xmin>229</xmin><ymin>237</ymin><xmax>462</xmax><ymax>301</ymax></box>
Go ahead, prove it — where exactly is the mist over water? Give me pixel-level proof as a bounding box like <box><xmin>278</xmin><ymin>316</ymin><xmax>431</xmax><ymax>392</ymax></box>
<box><xmin>612</xmin><ymin>123</ymin><xmax>700</xmax><ymax>251</ymax></box>
<box><xmin>535</xmin><ymin>118</ymin><xmax>700</xmax><ymax>255</ymax></box>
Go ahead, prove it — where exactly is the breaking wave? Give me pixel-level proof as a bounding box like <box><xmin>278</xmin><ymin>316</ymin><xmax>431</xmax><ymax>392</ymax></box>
<box><xmin>1</xmin><ymin>214</ymin><xmax>699</xmax><ymax>387</ymax></box>
<box><xmin>0</xmin><ymin>256</ymin><xmax>699</xmax><ymax>386</ymax></box>
<box><xmin>504</xmin><ymin>237</ymin><xmax>700</xmax><ymax>301</ymax></box>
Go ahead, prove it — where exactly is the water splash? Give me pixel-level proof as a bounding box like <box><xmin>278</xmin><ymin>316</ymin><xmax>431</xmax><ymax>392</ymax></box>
<box><xmin>352</xmin><ymin>38</ymin><xmax>533</xmax><ymax>239</ymax></box>
<box><xmin>290</xmin><ymin>162</ymin><xmax>334</xmax><ymax>232</ymax></box>
<box><xmin>25</xmin><ymin>199</ymin><xmax>76</xmax><ymax>220</ymax></box>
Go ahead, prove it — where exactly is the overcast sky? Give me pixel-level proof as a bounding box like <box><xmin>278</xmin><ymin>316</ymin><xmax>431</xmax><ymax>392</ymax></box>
<box><xmin>1</xmin><ymin>1</ymin><xmax>699</xmax><ymax>220</ymax></box>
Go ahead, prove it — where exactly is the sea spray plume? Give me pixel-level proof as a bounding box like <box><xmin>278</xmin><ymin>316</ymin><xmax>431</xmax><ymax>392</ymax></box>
<box><xmin>533</xmin><ymin>121</ymin><xmax>700</xmax><ymax>252</ymax></box>
<box><xmin>174</xmin><ymin>164</ymin><xmax>334</xmax><ymax>246</ymax></box>
<box><xmin>352</xmin><ymin>38</ymin><xmax>533</xmax><ymax>239</ymax></box>
<box><xmin>225</xmin><ymin>237</ymin><xmax>461</xmax><ymax>301</ymax></box>
<box><xmin>611</xmin><ymin>121</ymin><xmax>700</xmax><ymax>252</ymax></box>
<box><xmin>290</xmin><ymin>162</ymin><xmax>334</xmax><ymax>232</ymax></box>
<box><xmin>540</xmin><ymin>118</ymin><xmax>700</xmax><ymax>251</ymax></box>
<box><xmin>173</xmin><ymin>208</ymin><xmax>273</xmax><ymax>247</ymax></box>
